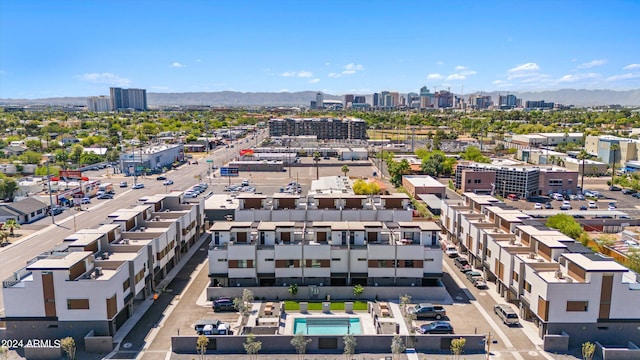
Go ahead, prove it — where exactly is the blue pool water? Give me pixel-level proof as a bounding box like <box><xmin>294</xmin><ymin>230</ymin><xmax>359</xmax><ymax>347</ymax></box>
<box><xmin>293</xmin><ymin>317</ymin><xmax>362</xmax><ymax>335</ymax></box>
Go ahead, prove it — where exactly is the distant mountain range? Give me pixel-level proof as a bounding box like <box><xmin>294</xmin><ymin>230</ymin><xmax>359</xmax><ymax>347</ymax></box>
<box><xmin>1</xmin><ymin>89</ymin><xmax>639</xmax><ymax>107</ymax></box>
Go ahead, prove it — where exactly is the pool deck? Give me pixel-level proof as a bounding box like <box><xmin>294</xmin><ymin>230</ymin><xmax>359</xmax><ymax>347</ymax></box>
<box><xmin>283</xmin><ymin>311</ymin><xmax>378</xmax><ymax>335</ymax></box>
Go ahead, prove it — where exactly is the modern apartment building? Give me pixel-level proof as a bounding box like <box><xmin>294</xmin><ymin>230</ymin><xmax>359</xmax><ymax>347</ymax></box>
<box><xmin>441</xmin><ymin>193</ymin><xmax>640</xmax><ymax>346</ymax></box>
<box><xmin>208</xmin><ymin>220</ymin><xmax>442</xmax><ymax>288</ymax></box>
<box><xmin>2</xmin><ymin>192</ymin><xmax>205</xmax><ymax>342</ymax></box>
<box><xmin>109</xmin><ymin>87</ymin><xmax>148</xmax><ymax>111</ymax></box>
<box><xmin>87</xmin><ymin>95</ymin><xmax>112</xmax><ymax>112</ymax></box>
<box><xmin>268</xmin><ymin>118</ymin><xmax>368</xmax><ymax>140</ymax></box>
<box><xmin>455</xmin><ymin>161</ymin><xmax>540</xmax><ymax>198</ymax></box>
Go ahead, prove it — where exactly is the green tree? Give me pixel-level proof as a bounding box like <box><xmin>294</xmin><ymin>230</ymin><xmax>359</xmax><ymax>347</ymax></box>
<box><xmin>19</xmin><ymin>150</ymin><xmax>42</xmax><ymax>164</ymax></box>
<box><xmin>243</xmin><ymin>334</ymin><xmax>262</xmax><ymax>360</ymax></box>
<box><xmin>341</xmin><ymin>164</ymin><xmax>350</xmax><ymax>177</ymax></box>
<box><xmin>196</xmin><ymin>335</ymin><xmax>209</xmax><ymax>360</ymax></box>
<box><xmin>460</xmin><ymin>146</ymin><xmax>489</xmax><ymax>163</ymax></box>
<box><xmin>70</xmin><ymin>144</ymin><xmax>84</xmax><ymax>168</ymax></box>
<box><xmin>60</xmin><ymin>337</ymin><xmax>76</xmax><ymax>360</ymax></box>
<box><xmin>352</xmin><ymin>179</ymin><xmax>380</xmax><ymax>195</ymax></box>
<box><xmin>627</xmin><ymin>248</ymin><xmax>640</xmax><ymax>273</ymax></box>
<box><xmin>450</xmin><ymin>337</ymin><xmax>466</xmax><ymax>360</ymax></box>
<box><xmin>546</xmin><ymin>214</ymin><xmax>583</xmax><ymax>240</ymax></box>
<box><xmin>388</xmin><ymin>159</ymin><xmax>410</xmax><ymax>187</ymax></box>
<box><xmin>582</xmin><ymin>341</ymin><xmax>595</xmax><ymax>360</ymax></box>
<box><xmin>343</xmin><ymin>334</ymin><xmax>357</xmax><ymax>360</ymax></box>
<box><xmin>0</xmin><ymin>177</ymin><xmax>19</xmax><ymax>201</ymax></box>
<box><xmin>390</xmin><ymin>334</ymin><xmax>405</xmax><ymax>360</ymax></box>
<box><xmin>290</xmin><ymin>333</ymin><xmax>312</xmax><ymax>360</ymax></box>
<box><xmin>4</xmin><ymin>219</ymin><xmax>20</xmax><ymax>237</ymax></box>
<box><xmin>288</xmin><ymin>283</ymin><xmax>298</xmax><ymax>297</ymax></box>
<box><xmin>353</xmin><ymin>284</ymin><xmax>364</xmax><ymax>298</ymax></box>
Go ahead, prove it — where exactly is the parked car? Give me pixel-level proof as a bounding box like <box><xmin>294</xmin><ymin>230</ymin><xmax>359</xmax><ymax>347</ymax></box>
<box><xmin>50</xmin><ymin>206</ymin><xmax>65</xmax><ymax>215</ymax></box>
<box><xmin>194</xmin><ymin>319</ymin><xmax>220</xmax><ymax>335</ymax></box>
<box><xmin>588</xmin><ymin>201</ymin><xmax>598</xmax><ymax>209</ymax></box>
<box><xmin>417</xmin><ymin>321</ymin><xmax>454</xmax><ymax>334</ymax></box>
<box><xmin>81</xmin><ymin>197</ymin><xmax>91</xmax><ymax>204</ymax></box>
<box><xmin>97</xmin><ymin>193</ymin><xmax>114</xmax><ymax>199</ymax></box>
<box><xmin>534</xmin><ymin>203</ymin><xmax>542</xmax><ymax>210</ymax></box>
<box><xmin>609</xmin><ymin>185</ymin><xmax>622</xmax><ymax>191</ymax></box>
<box><xmin>454</xmin><ymin>257</ymin><xmax>471</xmax><ymax>272</ymax></box>
<box><xmin>407</xmin><ymin>303</ymin><xmax>447</xmax><ymax>320</ymax></box>
<box><xmin>466</xmin><ymin>271</ymin><xmax>483</xmax><ymax>283</ymax></box>
<box><xmin>494</xmin><ymin>304</ymin><xmax>520</xmax><ymax>325</ymax></box>
<box><xmin>119</xmin><ymin>181</ymin><xmax>128</xmax><ymax>188</ymax></box>
<box><xmin>444</xmin><ymin>245</ymin><xmax>458</xmax><ymax>258</ymax></box>
<box><xmin>577</xmin><ymin>194</ymin><xmax>585</xmax><ymax>200</ymax></box>
<box><xmin>213</xmin><ymin>298</ymin><xmax>235</xmax><ymax>312</ymax></box>
<box><xmin>473</xmin><ymin>277</ymin><xmax>488</xmax><ymax>289</ymax></box>
<box><xmin>156</xmin><ymin>176</ymin><xmax>167</xmax><ymax>180</ymax></box>
<box><xmin>132</xmin><ymin>183</ymin><xmax>145</xmax><ymax>189</ymax></box>
<box><xmin>633</xmin><ymin>193</ymin><xmax>640</xmax><ymax>199</ymax></box>
<box><xmin>544</xmin><ymin>202</ymin><xmax>553</xmax><ymax>209</ymax></box>
<box><xmin>623</xmin><ymin>189</ymin><xmax>637</xmax><ymax>195</ymax></box>
<box><xmin>162</xmin><ymin>180</ymin><xmax>174</xmax><ymax>186</ymax></box>
<box><xmin>579</xmin><ymin>205</ymin><xmax>587</xmax><ymax>211</ymax></box>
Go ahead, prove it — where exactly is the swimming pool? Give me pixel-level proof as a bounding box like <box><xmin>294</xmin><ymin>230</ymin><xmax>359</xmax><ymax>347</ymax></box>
<box><xmin>293</xmin><ymin>317</ymin><xmax>362</xmax><ymax>335</ymax></box>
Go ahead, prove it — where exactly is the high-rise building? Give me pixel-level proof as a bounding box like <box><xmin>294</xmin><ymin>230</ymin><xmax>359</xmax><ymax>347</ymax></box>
<box><xmin>469</xmin><ymin>95</ymin><xmax>492</xmax><ymax>109</ymax></box>
<box><xmin>268</xmin><ymin>118</ymin><xmax>367</xmax><ymax>140</ymax></box>
<box><xmin>87</xmin><ymin>96</ymin><xmax>112</xmax><ymax>112</ymax></box>
<box><xmin>354</xmin><ymin>95</ymin><xmax>366</xmax><ymax>104</ymax></box>
<box><xmin>344</xmin><ymin>94</ymin><xmax>354</xmax><ymax>108</ymax></box>
<box><xmin>373</xmin><ymin>93</ymin><xmax>380</xmax><ymax>107</ymax></box>
<box><xmin>109</xmin><ymin>87</ymin><xmax>147</xmax><ymax>111</ymax></box>
<box><xmin>407</xmin><ymin>92</ymin><xmax>420</xmax><ymax>108</ymax></box>
<box><xmin>434</xmin><ymin>90</ymin><xmax>454</xmax><ymax>108</ymax></box>
<box><xmin>315</xmin><ymin>92</ymin><xmax>324</xmax><ymax>109</ymax></box>
<box><xmin>419</xmin><ymin>86</ymin><xmax>434</xmax><ymax>109</ymax></box>
<box><xmin>498</xmin><ymin>94</ymin><xmax>518</xmax><ymax>108</ymax></box>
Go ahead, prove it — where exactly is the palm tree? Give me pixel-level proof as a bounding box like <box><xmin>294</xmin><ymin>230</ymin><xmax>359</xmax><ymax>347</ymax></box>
<box><xmin>5</xmin><ymin>219</ymin><xmax>20</xmax><ymax>237</ymax></box>
<box><xmin>341</xmin><ymin>165</ymin><xmax>350</xmax><ymax>177</ymax></box>
<box><xmin>313</xmin><ymin>151</ymin><xmax>321</xmax><ymax>180</ymax></box>
<box><xmin>577</xmin><ymin>149</ymin><xmax>589</xmax><ymax>191</ymax></box>
<box><xmin>610</xmin><ymin>143</ymin><xmax>620</xmax><ymax>186</ymax></box>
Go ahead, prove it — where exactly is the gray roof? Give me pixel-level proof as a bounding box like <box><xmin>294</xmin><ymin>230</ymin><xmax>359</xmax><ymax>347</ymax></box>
<box><xmin>1</xmin><ymin>198</ymin><xmax>48</xmax><ymax>215</ymax></box>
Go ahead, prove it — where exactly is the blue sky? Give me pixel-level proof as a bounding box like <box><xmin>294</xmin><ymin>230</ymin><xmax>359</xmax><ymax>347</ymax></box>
<box><xmin>1</xmin><ymin>0</ymin><xmax>639</xmax><ymax>99</ymax></box>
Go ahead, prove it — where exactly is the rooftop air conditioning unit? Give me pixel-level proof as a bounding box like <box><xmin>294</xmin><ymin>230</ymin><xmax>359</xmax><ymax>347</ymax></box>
<box><xmin>528</xmin><ymin>252</ymin><xmax>536</xmax><ymax>259</ymax></box>
<box><xmin>102</xmin><ymin>252</ymin><xmax>109</xmax><ymax>260</ymax></box>
<box><xmin>565</xmin><ymin>277</ymin><xmax>573</xmax><ymax>283</ymax></box>
<box><xmin>555</xmin><ymin>270</ymin><xmax>563</xmax><ymax>279</ymax></box>
<box><xmin>94</xmin><ymin>267</ymin><xmax>103</xmax><ymax>276</ymax></box>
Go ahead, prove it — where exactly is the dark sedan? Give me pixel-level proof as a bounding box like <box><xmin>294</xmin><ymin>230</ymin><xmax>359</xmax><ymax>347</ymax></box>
<box><xmin>417</xmin><ymin>321</ymin><xmax>454</xmax><ymax>334</ymax></box>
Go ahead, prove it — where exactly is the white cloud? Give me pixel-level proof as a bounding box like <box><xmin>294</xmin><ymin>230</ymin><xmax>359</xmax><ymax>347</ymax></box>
<box><xmin>342</xmin><ymin>70</ymin><xmax>356</xmax><ymax>75</ymax></box>
<box><xmin>492</xmin><ymin>80</ymin><xmax>512</xmax><ymax>87</ymax></box>
<box><xmin>308</xmin><ymin>78</ymin><xmax>320</xmax><ymax>84</ymax></box>
<box><xmin>171</xmin><ymin>62</ymin><xmax>185</xmax><ymax>68</ymax></box>
<box><xmin>459</xmin><ymin>70</ymin><xmax>477</xmax><ymax>76</ymax></box>
<box><xmin>344</xmin><ymin>63</ymin><xmax>364</xmax><ymax>71</ymax></box>
<box><xmin>75</xmin><ymin>73</ymin><xmax>131</xmax><ymax>86</ymax></box>
<box><xmin>577</xmin><ymin>59</ymin><xmax>606</xmax><ymax>69</ymax></box>
<box><xmin>623</xmin><ymin>64</ymin><xmax>640</xmax><ymax>70</ymax></box>
<box><xmin>508</xmin><ymin>62</ymin><xmax>540</xmax><ymax>73</ymax></box>
<box><xmin>427</xmin><ymin>73</ymin><xmax>444</xmax><ymax>80</ymax></box>
<box><xmin>436</xmin><ymin>61</ymin><xmax>444</xmax><ymax>65</ymax></box>
<box><xmin>557</xmin><ymin>73</ymin><xmax>600</xmax><ymax>83</ymax></box>
<box><xmin>446</xmin><ymin>74</ymin><xmax>466</xmax><ymax>81</ymax></box>
<box><xmin>607</xmin><ymin>73</ymin><xmax>640</xmax><ymax>81</ymax></box>
<box><xmin>281</xmin><ymin>71</ymin><xmax>313</xmax><ymax>78</ymax></box>
<box><xmin>328</xmin><ymin>72</ymin><xmax>341</xmax><ymax>78</ymax></box>
<box><xmin>455</xmin><ymin>65</ymin><xmax>466</xmax><ymax>71</ymax></box>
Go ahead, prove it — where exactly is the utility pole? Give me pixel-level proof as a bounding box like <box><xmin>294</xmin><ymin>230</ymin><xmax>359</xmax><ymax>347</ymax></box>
<box><xmin>46</xmin><ymin>156</ymin><xmax>55</xmax><ymax>224</ymax></box>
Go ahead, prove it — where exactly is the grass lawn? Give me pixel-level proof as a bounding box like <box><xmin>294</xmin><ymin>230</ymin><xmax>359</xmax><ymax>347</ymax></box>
<box><xmin>284</xmin><ymin>300</ymin><xmax>368</xmax><ymax>311</ymax></box>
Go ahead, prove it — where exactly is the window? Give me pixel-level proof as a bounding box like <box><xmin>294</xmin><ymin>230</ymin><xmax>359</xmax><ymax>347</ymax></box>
<box><xmin>264</xmin><ymin>258</ymin><xmax>274</xmax><ymax>262</ymax></box>
<box><xmin>123</xmin><ymin>279</ymin><xmax>130</xmax><ymax>292</ymax></box>
<box><xmin>311</xmin><ymin>259</ymin><xmax>321</xmax><ymax>268</ymax></box>
<box><xmin>134</xmin><ymin>269</ymin><xmax>145</xmax><ymax>284</ymax></box>
<box><xmin>357</xmin><ymin>258</ymin><xmax>367</xmax><ymax>261</ymax></box>
<box><xmin>286</xmin><ymin>260</ymin><xmax>295</xmax><ymax>268</ymax></box>
<box><xmin>67</xmin><ymin>299</ymin><xmax>90</xmax><ymax>310</ymax></box>
<box><xmin>512</xmin><ymin>271</ymin><xmax>519</xmax><ymax>282</ymax></box>
<box><xmin>474</xmin><ymin>179</ymin><xmax>481</xmax><ymax>184</ymax></box>
<box><xmin>486</xmin><ymin>249</ymin><xmax>492</xmax><ymax>258</ymax></box>
<box><xmin>566</xmin><ymin>301</ymin><xmax>588</xmax><ymax>312</ymax></box>
<box><xmin>218</xmin><ymin>258</ymin><xmax>227</xmax><ymax>262</ymax></box>
<box><xmin>424</xmin><ymin>258</ymin><xmax>434</xmax><ymax>262</ymax></box>
<box><xmin>331</xmin><ymin>258</ymin><xmax>341</xmax><ymax>261</ymax></box>
<box><xmin>524</xmin><ymin>281</ymin><xmax>531</xmax><ymax>293</ymax></box>
<box><xmin>405</xmin><ymin>260</ymin><xmax>414</xmax><ymax>268</ymax></box>
<box><xmin>238</xmin><ymin>260</ymin><xmax>249</xmax><ymax>268</ymax></box>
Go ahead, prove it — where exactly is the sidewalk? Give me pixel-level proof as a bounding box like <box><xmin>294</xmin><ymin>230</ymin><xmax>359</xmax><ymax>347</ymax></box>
<box><xmin>107</xmin><ymin>230</ymin><xmax>210</xmax><ymax>355</ymax></box>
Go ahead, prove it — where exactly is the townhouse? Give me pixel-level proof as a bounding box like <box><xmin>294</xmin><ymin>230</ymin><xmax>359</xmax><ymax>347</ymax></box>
<box><xmin>209</xmin><ymin>220</ymin><xmax>442</xmax><ymax>288</ymax></box>
<box><xmin>234</xmin><ymin>193</ymin><xmax>413</xmax><ymax>222</ymax></box>
<box><xmin>2</xmin><ymin>192</ymin><xmax>205</xmax><ymax>342</ymax></box>
<box><xmin>441</xmin><ymin>192</ymin><xmax>640</xmax><ymax>346</ymax></box>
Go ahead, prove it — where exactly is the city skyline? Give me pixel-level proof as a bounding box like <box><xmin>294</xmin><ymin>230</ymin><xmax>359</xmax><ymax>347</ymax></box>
<box><xmin>1</xmin><ymin>0</ymin><xmax>639</xmax><ymax>99</ymax></box>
